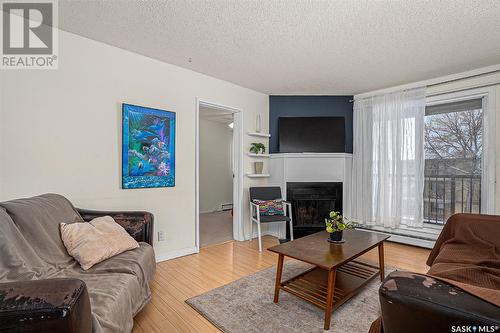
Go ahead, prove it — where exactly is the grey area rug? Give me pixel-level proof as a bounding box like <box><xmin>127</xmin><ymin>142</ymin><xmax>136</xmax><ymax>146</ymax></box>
<box><xmin>186</xmin><ymin>261</ymin><xmax>393</xmax><ymax>333</ymax></box>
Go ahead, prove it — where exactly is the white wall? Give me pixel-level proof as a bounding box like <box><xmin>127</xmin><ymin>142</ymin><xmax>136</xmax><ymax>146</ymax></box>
<box><xmin>199</xmin><ymin>118</ymin><xmax>233</xmax><ymax>213</ymax></box>
<box><xmin>0</xmin><ymin>29</ymin><xmax>269</xmax><ymax>260</ymax></box>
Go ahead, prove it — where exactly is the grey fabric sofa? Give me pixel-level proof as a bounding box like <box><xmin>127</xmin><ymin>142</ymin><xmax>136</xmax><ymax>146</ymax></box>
<box><xmin>0</xmin><ymin>193</ymin><xmax>156</xmax><ymax>333</ymax></box>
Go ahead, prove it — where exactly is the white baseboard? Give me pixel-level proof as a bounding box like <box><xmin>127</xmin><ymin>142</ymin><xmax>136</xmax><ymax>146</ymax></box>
<box><xmin>155</xmin><ymin>246</ymin><xmax>198</xmax><ymax>263</ymax></box>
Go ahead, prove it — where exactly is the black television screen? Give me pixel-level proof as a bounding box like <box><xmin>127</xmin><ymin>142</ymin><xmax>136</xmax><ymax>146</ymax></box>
<box><xmin>278</xmin><ymin>117</ymin><xmax>345</xmax><ymax>153</ymax></box>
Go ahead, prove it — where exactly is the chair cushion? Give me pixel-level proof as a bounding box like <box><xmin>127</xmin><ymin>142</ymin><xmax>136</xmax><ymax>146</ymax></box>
<box><xmin>253</xmin><ymin>199</ymin><xmax>285</xmax><ymax>216</ymax></box>
<box><xmin>259</xmin><ymin>215</ymin><xmax>291</xmax><ymax>223</ymax></box>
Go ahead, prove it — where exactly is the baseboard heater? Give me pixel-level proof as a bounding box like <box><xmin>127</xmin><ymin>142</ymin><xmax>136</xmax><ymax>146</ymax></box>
<box><xmin>356</xmin><ymin>225</ymin><xmax>436</xmax><ymax>249</ymax></box>
<box><xmin>221</xmin><ymin>203</ymin><xmax>233</xmax><ymax>211</ymax></box>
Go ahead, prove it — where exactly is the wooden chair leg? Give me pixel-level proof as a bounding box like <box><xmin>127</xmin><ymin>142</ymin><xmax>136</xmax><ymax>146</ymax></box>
<box><xmin>257</xmin><ymin>222</ymin><xmax>262</xmax><ymax>252</ymax></box>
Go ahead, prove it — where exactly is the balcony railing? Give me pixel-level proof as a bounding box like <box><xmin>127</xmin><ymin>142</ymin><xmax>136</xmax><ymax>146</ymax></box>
<box><xmin>424</xmin><ymin>174</ymin><xmax>481</xmax><ymax>225</ymax></box>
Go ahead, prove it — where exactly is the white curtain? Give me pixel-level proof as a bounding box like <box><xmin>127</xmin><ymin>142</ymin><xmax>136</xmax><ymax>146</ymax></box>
<box><xmin>351</xmin><ymin>87</ymin><xmax>426</xmax><ymax>229</ymax></box>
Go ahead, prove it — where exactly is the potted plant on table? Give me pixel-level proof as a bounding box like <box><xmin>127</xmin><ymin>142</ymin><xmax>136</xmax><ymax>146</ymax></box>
<box><xmin>325</xmin><ymin>211</ymin><xmax>357</xmax><ymax>243</ymax></box>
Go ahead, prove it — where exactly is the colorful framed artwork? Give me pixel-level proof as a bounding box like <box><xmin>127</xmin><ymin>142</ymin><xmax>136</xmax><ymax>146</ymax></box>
<box><xmin>122</xmin><ymin>103</ymin><xmax>176</xmax><ymax>189</ymax></box>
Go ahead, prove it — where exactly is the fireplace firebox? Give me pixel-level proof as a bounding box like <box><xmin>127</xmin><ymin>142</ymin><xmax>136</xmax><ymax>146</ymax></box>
<box><xmin>286</xmin><ymin>182</ymin><xmax>343</xmax><ymax>239</ymax></box>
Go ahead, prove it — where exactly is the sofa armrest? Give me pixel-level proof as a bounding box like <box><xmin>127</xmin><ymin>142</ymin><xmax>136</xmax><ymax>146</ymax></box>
<box><xmin>0</xmin><ymin>278</ymin><xmax>91</xmax><ymax>333</ymax></box>
<box><xmin>379</xmin><ymin>271</ymin><xmax>500</xmax><ymax>333</ymax></box>
<box><xmin>77</xmin><ymin>208</ymin><xmax>154</xmax><ymax>245</ymax></box>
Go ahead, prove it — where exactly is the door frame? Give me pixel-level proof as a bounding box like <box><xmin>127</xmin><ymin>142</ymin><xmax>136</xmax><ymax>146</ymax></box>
<box><xmin>195</xmin><ymin>99</ymin><xmax>244</xmax><ymax>252</ymax></box>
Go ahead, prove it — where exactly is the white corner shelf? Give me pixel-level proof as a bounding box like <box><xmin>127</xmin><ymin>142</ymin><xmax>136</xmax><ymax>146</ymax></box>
<box><xmin>247</xmin><ymin>153</ymin><xmax>270</xmax><ymax>158</ymax></box>
<box><xmin>247</xmin><ymin>132</ymin><xmax>271</xmax><ymax>138</ymax></box>
<box><xmin>246</xmin><ymin>173</ymin><xmax>271</xmax><ymax>178</ymax></box>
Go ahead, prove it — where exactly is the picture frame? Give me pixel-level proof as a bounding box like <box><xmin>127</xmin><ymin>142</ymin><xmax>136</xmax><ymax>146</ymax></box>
<box><xmin>122</xmin><ymin>103</ymin><xmax>176</xmax><ymax>189</ymax></box>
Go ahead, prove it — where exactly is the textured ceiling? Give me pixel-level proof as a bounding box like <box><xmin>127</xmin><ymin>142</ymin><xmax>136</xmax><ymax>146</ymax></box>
<box><xmin>58</xmin><ymin>0</ymin><xmax>500</xmax><ymax>94</ymax></box>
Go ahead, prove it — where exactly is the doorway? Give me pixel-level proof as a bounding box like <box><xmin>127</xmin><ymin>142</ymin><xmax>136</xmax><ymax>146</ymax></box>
<box><xmin>195</xmin><ymin>100</ymin><xmax>243</xmax><ymax>250</ymax></box>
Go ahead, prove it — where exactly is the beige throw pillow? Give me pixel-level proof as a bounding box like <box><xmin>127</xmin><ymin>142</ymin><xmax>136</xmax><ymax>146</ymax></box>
<box><xmin>60</xmin><ymin>216</ymin><xmax>139</xmax><ymax>270</ymax></box>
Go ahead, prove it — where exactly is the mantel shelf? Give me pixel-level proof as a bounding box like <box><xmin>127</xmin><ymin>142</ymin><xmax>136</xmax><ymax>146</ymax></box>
<box><xmin>247</xmin><ymin>153</ymin><xmax>270</xmax><ymax>158</ymax></box>
<box><xmin>247</xmin><ymin>132</ymin><xmax>271</xmax><ymax>138</ymax></box>
<box><xmin>246</xmin><ymin>173</ymin><xmax>271</xmax><ymax>178</ymax></box>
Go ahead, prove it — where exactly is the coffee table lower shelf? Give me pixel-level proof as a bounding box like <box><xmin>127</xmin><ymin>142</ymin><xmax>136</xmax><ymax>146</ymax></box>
<box><xmin>279</xmin><ymin>260</ymin><xmax>379</xmax><ymax>310</ymax></box>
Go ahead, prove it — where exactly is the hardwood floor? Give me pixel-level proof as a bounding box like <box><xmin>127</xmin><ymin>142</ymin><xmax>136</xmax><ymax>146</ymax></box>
<box><xmin>132</xmin><ymin>235</ymin><xmax>431</xmax><ymax>333</ymax></box>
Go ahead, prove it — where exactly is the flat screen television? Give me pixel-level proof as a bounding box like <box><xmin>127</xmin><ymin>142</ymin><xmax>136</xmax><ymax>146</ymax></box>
<box><xmin>278</xmin><ymin>117</ymin><xmax>345</xmax><ymax>153</ymax></box>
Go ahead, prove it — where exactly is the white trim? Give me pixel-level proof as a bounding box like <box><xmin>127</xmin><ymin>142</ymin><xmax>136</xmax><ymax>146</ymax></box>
<box><xmin>234</xmin><ymin>111</ymin><xmax>244</xmax><ymax>241</ymax></box>
<box><xmin>426</xmin><ymin>86</ymin><xmax>496</xmax><ymax>214</ymax></box>
<box><xmin>355</xmin><ymin>64</ymin><xmax>500</xmax><ymax>100</ymax></box>
<box><xmin>246</xmin><ymin>173</ymin><xmax>270</xmax><ymax>178</ymax></box>
<box><xmin>247</xmin><ymin>153</ymin><xmax>270</xmax><ymax>158</ymax></box>
<box><xmin>155</xmin><ymin>246</ymin><xmax>198</xmax><ymax>262</ymax></box>
<box><xmin>195</xmin><ymin>99</ymin><xmax>245</xmax><ymax>252</ymax></box>
<box><xmin>199</xmin><ymin>209</ymin><xmax>232</xmax><ymax>214</ymax></box>
<box><xmin>247</xmin><ymin>132</ymin><xmax>271</xmax><ymax>138</ymax></box>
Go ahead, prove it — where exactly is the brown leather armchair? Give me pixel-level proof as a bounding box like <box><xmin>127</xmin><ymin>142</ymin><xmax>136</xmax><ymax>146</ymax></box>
<box><xmin>0</xmin><ymin>279</ymin><xmax>92</xmax><ymax>333</ymax></box>
<box><xmin>378</xmin><ymin>272</ymin><xmax>500</xmax><ymax>333</ymax></box>
<box><xmin>375</xmin><ymin>213</ymin><xmax>500</xmax><ymax>333</ymax></box>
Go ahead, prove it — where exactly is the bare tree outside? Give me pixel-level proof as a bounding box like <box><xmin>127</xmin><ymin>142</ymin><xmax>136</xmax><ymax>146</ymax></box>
<box><xmin>424</xmin><ymin>105</ymin><xmax>483</xmax><ymax>223</ymax></box>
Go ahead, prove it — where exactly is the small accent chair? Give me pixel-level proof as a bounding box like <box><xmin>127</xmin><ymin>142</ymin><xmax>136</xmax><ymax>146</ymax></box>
<box><xmin>249</xmin><ymin>186</ymin><xmax>294</xmax><ymax>252</ymax></box>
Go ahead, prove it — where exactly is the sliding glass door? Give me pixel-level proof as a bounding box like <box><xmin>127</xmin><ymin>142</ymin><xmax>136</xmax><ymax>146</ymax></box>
<box><xmin>424</xmin><ymin>99</ymin><xmax>483</xmax><ymax>224</ymax></box>
<box><xmin>424</xmin><ymin>87</ymin><xmax>495</xmax><ymax>226</ymax></box>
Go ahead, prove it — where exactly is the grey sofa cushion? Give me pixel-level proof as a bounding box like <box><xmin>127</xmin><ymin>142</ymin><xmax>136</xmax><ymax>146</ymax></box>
<box><xmin>61</xmin><ymin>243</ymin><xmax>156</xmax><ymax>332</ymax></box>
<box><xmin>0</xmin><ymin>207</ymin><xmax>54</xmax><ymax>281</ymax></box>
<box><xmin>85</xmin><ymin>243</ymin><xmax>156</xmax><ymax>290</ymax></box>
<box><xmin>0</xmin><ymin>193</ymin><xmax>83</xmax><ymax>266</ymax></box>
<box><xmin>61</xmin><ymin>269</ymin><xmax>147</xmax><ymax>333</ymax></box>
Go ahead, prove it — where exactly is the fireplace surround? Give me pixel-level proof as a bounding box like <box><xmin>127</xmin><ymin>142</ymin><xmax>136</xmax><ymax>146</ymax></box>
<box><xmin>268</xmin><ymin>152</ymin><xmax>352</xmax><ymax>239</ymax></box>
<box><xmin>286</xmin><ymin>182</ymin><xmax>343</xmax><ymax>239</ymax></box>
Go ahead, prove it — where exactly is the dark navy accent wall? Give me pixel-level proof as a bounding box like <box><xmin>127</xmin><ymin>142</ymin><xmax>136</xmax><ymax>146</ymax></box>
<box><xmin>269</xmin><ymin>96</ymin><xmax>354</xmax><ymax>153</ymax></box>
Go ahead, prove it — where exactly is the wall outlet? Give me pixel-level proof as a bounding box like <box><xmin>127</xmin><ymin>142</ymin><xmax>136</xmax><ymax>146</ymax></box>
<box><xmin>158</xmin><ymin>231</ymin><xmax>166</xmax><ymax>242</ymax></box>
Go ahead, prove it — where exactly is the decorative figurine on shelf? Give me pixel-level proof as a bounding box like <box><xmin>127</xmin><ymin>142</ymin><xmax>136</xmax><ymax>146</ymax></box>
<box><xmin>256</xmin><ymin>114</ymin><xmax>262</xmax><ymax>133</ymax></box>
<box><xmin>325</xmin><ymin>211</ymin><xmax>357</xmax><ymax>243</ymax></box>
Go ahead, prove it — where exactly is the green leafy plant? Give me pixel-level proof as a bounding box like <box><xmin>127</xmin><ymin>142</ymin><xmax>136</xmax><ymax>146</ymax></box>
<box><xmin>249</xmin><ymin>143</ymin><xmax>266</xmax><ymax>154</ymax></box>
<box><xmin>325</xmin><ymin>211</ymin><xmax>357</xmax><ymax>233</ymax></box>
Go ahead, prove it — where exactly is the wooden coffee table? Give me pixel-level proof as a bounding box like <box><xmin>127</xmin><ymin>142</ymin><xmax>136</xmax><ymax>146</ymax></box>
<box><xmin>268</xmin><ymin>229</ymin><xmax>389</xmax><ymax>330</ymax></box>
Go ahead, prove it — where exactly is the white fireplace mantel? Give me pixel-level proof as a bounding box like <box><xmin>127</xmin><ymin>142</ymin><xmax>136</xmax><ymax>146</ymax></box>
<box><xmin>269</xmin><ymin>153</ymin><xmax>352</xmax><ymax>217</ymax></box>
